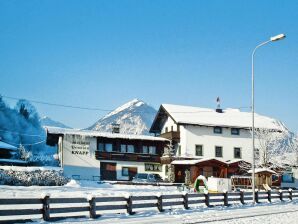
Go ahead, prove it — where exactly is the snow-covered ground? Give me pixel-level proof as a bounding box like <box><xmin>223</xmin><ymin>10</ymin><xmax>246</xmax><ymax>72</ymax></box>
<box><xmin>0</xmin><ymin>181</ymin><xmax>297</xmax><ymax>223</ymax></box>
<box><xmin>0</xmin><ymin>180</ymin><xmax>180</xmax><ymax>198</ymax></box>
<box><xmin>51</xmin><ymin>201</ymin><xmax>298</xmax><ymax>224</ymax></box>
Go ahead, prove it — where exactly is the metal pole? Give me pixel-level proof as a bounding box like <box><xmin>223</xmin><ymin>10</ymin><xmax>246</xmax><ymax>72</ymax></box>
<box><xmin>251</xmin><ymin>40</ymin><xmax>270</xmax><ymax>204</ymax></box>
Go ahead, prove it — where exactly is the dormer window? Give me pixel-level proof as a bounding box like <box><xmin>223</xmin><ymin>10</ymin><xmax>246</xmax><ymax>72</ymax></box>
<box><xmin>214</xmin><ymin>127</ymin><xmax>222</xmax><ymax>134</ymax></box>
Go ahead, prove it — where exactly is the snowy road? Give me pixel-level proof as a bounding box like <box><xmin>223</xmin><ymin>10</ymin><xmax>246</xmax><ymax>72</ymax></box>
<box><xmin>52</xmin><ymin>201</ymin><xmax>298</xmax><ymax>224</ymax></box>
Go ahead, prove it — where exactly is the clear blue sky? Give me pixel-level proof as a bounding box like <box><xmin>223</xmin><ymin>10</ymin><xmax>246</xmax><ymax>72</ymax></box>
<box><xmin>0</xmin><ymin>0</ymin><xmax>297</xmax><ymax>132</ymax></box>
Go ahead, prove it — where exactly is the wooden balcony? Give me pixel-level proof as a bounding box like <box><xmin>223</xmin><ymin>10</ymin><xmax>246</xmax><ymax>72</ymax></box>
<box><xmin>95</xmin><ymin>151</ymin><xmax>161</xmax><ymax>163</ymax></box>
<box><xmin>159</xmin><ymin>131</ymin><xmax>180</xmax><ymax>142</ymax></box>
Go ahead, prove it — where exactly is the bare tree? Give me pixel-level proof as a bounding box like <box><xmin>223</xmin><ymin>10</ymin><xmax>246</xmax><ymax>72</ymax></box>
<box><xmin>239</xmin><ymin>128</ymin><xmax>290</xmax><ymax>172</ymax></box>
<box><xmin>254</xmin><ymin>128</ymin><xmax>285</xmax><ymax>168</ymax></box>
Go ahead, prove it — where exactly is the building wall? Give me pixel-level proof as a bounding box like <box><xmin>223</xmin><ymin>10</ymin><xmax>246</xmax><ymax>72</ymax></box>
<box><xmin>161</xmin><ymin>116</ymin><xmax>178</xmax><ymax>133</ymax></box>
<box><xmin>62</xmin><ymin>136</ymin><xmax>101</xmax><ymax>180</ymax></box>
<box><xmin>178</xmin><ymin>125</ymin><xmax>255</xmax><ymax>162</ymax></box>
<box><xmin>61</xmin><ymin>135</ymin><xmax>166</xmax><ymax>181</ymax></box>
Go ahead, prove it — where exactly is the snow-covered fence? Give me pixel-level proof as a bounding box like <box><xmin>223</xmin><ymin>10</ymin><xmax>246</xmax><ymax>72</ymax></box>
<box><xmin>0</xmin><ymin>190</ymin><xmax>298</xmax><ymax>222</ymax></box>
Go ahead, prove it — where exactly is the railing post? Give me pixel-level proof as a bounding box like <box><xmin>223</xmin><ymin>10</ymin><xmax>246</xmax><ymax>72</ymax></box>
<box><xmin>279</xmin><ymin>190</ymin><xmax>283</xmax><ymax>201</ymax></box>
<box><xmin>157</xmin><ymin>195</ymin><xmax>163</xmax><ymax>212</ymax></box>
<box><xmin>88</xmin><ymin>196</ymin><xmax>97</xmax><ymax>219</ymax></box>
<box><xmin>255</xmin><ymin>190</ymin><xmax>259</xmax><ymax>203</ymax></box>
<box><xmin>240</xmin><ymin>190</ymin><xmax>245</xmax><ymax>204</ymax></box>
<box><xmin>42</xmin><ymin>195</ymin><xmax>50</xmax><ymax>221</ymax></box>
<box><xmin>182</xmin><ymin>193</ymin><xmax>189</xmax><ymax>209</ymax></box>
<box><xmin>289</xmin><ymin>189</ymin><xmax>293</xmax><ymax>201</ymax></box>
<box><xmin>204</xmin><ymin>192</ymin><xmax>210</xmax><ymax>207</ymax></box>
<box><xmin>126</xmin><ymin>195</ymin><xmax>134</xmax><ymax>215</ymax></box>
<box><xmin>267</xmin><ymin>190</ymin><xmax>271</xmax><ymax>203</ymax></box>
<box><xmin>223</xmin><ymin>191</ymin><xmax>229</xmax><ymax>206</ymax></box>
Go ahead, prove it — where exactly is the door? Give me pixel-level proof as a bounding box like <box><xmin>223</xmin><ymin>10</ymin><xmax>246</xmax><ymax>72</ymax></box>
<box><xmin>100</xmin><ymin>162</ymin><xmax>117</xmax><ymax>180</ymax></box>
<box><xmin>128</xmin><ymin>167</ymin><xmax>137</xmax><ymax>181</ymax></box>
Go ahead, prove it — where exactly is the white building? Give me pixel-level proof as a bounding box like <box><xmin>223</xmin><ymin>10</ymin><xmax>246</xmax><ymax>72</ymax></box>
<box><xmin>150</xmin><ymin>104</ymin><xmax>285</xmax><ymax>182</ymax></box>
<box><xmin>46</xmin><ymin>127</ymin><xmax>169</xmax><ymax>181</ymax></box>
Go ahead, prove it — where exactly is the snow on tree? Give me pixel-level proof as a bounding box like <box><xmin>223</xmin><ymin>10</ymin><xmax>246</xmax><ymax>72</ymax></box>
<box><xmin>239</xmin><ymin>128</ymin><xmax>296</xmax><ymax>172</ymax></box>
<box><xmin>254</xmin><ymin>128</ymin><xmax>285</xmax><ymax>168</ymax></box>
<box><xmin>168</xmin><ymin>165</ymin><xmax>175</xmax><ymax>183</ymax></box>
<box><xmin>18</xmin><ymin>144</ymin><xmax>32</xmax><ymax>161</ymax></box>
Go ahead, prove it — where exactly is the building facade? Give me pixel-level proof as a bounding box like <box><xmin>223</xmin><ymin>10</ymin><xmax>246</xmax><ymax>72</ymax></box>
<box><xmin>46</xmin><ymin>127</ymin><xmax>169</xmax><ymax>181</ymax></box>
<box><xmin>150</xmin><ymin>104</ymin><xmax>284</xmax><ymax>182</ymax></box>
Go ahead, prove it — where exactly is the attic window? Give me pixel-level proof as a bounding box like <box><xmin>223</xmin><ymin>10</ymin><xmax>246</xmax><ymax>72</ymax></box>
<box><xmin>214</xmin><ymin>127</ymin><xmax>222</xmax><ymax>134</ymax></box>
<box><xmin>231</xmin><ymin>128</ymin><xmax>240</xmax><ymax>135</ymax></box>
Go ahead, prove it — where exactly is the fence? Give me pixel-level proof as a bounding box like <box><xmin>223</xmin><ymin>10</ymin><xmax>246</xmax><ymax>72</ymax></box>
<box><xmin>0</xmin><ymin>189</ymin><xmax>297</xmax><ymax>222</ymax></box>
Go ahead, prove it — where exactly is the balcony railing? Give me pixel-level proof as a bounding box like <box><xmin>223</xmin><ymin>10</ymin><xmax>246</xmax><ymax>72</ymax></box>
<box><xmin>95</xmin><ymin>151</ymin><xmax>161</xmax><ymax>163</ymax></box>
<box><xmin>159</xmin><ymin>131</ymin><xmax>180</xmax><ymax>141</ymax></box>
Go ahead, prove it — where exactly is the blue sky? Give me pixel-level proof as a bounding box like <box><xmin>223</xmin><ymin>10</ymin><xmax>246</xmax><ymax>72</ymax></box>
<box><xmin>0</xmin><ymin>0</ymin><xmax>297</xmax><ymax>132</ymax></box>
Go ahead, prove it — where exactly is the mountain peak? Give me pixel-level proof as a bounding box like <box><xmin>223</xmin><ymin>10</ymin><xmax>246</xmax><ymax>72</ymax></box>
<box><xmin>87</xmin><ymin>99</ymin><xmax>156</xmax><ymax>135</ymax></box>
<box><xmin>40</xmin><ymin>116</ymin><xmax>71</xmax><ymax>129</ymax></box>
<box><xmin>102</xmin><ymin>99</ymin><xmax>145</xmax><ymax>120</ymax></box>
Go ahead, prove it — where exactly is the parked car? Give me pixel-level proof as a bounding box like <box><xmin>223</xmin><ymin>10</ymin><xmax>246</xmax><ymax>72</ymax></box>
<box><xmin>132</xmin><ymin>173</ymin><xmax>163</xmax><ymax>183</ymax></box>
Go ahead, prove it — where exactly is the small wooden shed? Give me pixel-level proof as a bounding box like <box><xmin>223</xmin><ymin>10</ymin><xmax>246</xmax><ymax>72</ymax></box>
<box><xmin>249</xmin><ymin>168</ymin><xmax>276</xmax><ymax>190</ymax></box>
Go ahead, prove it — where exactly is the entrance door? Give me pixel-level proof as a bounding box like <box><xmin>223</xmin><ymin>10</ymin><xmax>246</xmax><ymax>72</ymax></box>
<box><xmin>100</xmin><ymin>162</ymin><xmax>117</xmax><ymax>180</ymax></box>
<box><xmin>128</xmin><ymin>167</ymin><xmax>138</xmax><ymax>180</ymax></box>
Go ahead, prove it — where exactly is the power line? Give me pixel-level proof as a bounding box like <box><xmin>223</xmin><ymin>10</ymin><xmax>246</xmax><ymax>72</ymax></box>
<box><xmin>1</xmin><ymin>94</ymin><xmax>250</xmax><ymax>114</ymax></box>
<box><xmin>0</xmin><ymin>129</ymin><xmax>45</xmax><ymax>137</ymax></box>
<box><xmin>4</xmin><ymin>140</ymin><xmax>46</xmax><ymax>146</ymax></box>
<box><xmin>1</xmin><ymin>95</ymin><xmax>113</xmax><ymax>112</ymax></box>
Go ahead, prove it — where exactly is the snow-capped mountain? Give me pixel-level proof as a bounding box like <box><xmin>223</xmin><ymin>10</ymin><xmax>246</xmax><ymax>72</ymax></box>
<box><xmin>87</xmin><ymin>99</ymin><xmax>157</xmax><ymax>135</ymax></box>
<box><xmin>40</xmin><ymin>116</ymin><xmax>71</xmax><ymax>129</ymax></box>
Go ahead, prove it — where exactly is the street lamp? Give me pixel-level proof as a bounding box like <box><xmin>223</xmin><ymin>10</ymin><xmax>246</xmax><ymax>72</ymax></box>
<box><xmin>251</xmin><ymin>33</ymin><xmax>286</xmax><ymax>204</ymax></box>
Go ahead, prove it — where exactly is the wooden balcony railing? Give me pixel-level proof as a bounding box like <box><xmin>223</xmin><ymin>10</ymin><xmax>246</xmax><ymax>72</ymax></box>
<box><xmin>95</xmin><ymin>151</ymin><xmax>161</xmax><ymax>163</ymax></box>
<box><xmin>159</xmin><ymin>131</ymin><xmax>180</xmax><ymax>141</ymax></box>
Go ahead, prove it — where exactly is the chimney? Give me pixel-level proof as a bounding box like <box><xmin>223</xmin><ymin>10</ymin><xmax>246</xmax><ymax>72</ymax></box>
<box><xmin>112</xmin><ymin>123</ymin><xmax>120</xmax><ymax>134</ymax></box>
<box><xmin>216</xmin><ymin>97</ymin><xmax>223</xmax><ymax>113</ymax></box>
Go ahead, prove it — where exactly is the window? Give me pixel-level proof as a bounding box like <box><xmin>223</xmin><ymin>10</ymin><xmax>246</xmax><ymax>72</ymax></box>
<box><xmin>254</xmin><ymin>148</ymin><xmax>260</xmax><ymax>160</ymax></box>
<box><xmin>234</xmin><ymin>147</ymin><xmax>241</xmax><ymax>159</ymax></box>
<box><xmin>171</xmin><ymin>126</ymin><xmax>173</xmax><ymax>131</ymax></box>
<box><xmin>178</xmin><ymin>145</ymin><xmax>181</xmax><ymax>156</ymax></box>
<box><xmin>145</xmin><ymin>163</ymin><xmax>162</xmax><ymax>172</ymax></box>
<box><xmin>215</xmin><ymin>146</ymin><xmax>223</xmax><ymax>157</ymax></box>
<box><xmin>120</xmin><ymin>144</ymin><xmax>126</xmax><ymax>153</ymax></box>
<box><xmin>143</xmin><ymin>146</ymin><xmax>149</xmax><ymax>154</ymax></box>
<box><xmin>127</xmin><ymin>145</ymin><xmax>134</xmax><ymax>153</ymax></box>
<box><xmin>195</xmin><ymin>145</ymin><xmax>203</xmax><ymax>156</ymax></box>
<box><xmin>105</xmin><ymin>143</ymin><xmax>113</xmax><ymax>152</ymax></box>
<box><xmin>231</xmin><ymin>128</ymin><xmax>240</xmax><ymax>135</ymax></box>
<box><xmin>122</xmin><ymin>167</ymin><xmax>129</xmax><ymax>176</ymax></box>
<box><xmin>149</xmin><ymin>146</ymin><xmax>156</xmax><ymax>154</ymax></box>
<box><xmin>165</xmin><ymin>127</ymin><xmax>168</xmax><ymax>133</ymax></box>
<box><xmin>98</xmin><ymin>143</ymin><xmax>104</xmax><ymax>152</ymax></box>
<box><xmin>120</xmin><ymin>144</ymin><xmax>135</xmax><ymax>153</ymax></box>
<box><xmin>214</xmin><ymin>127</ymin><xmax>222</xmax><ymax>134</ymax></box>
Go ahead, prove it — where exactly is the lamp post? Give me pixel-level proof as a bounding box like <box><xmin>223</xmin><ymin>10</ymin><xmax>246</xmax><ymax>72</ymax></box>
<box><xmin>251</xmin><ymin>33</ymin><xmax>286</xmax><ymax>204</ymax></box>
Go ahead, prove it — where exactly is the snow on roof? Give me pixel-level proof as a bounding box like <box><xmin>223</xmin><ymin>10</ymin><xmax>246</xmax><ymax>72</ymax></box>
<box><xmin>46</xmin><ymin>127</ymin><xmax>169</xmax><ymax>142</ymax></box>
<box><xmin>171</xmin><ymin>158</ymin><xmax>227</xmax><ymax>165</ymax></box>
<box><xmin>248</xmin><ymin>168</ymin><xmax>277</xmax><ymax>174</ymax></box>
<box><xmin>225</xmin><ymin>159</ymin><xmax>247</xmax><ymax>164</ymax></box>
<box><xmin>0</xmin><ymin>141</ymin><xmax>18</xmax><ymax>151</ymax></box>
<box><xmin>162</xmin><ymin>104</ymin><xmax>285</xmax><ymax>130</ymax></box>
